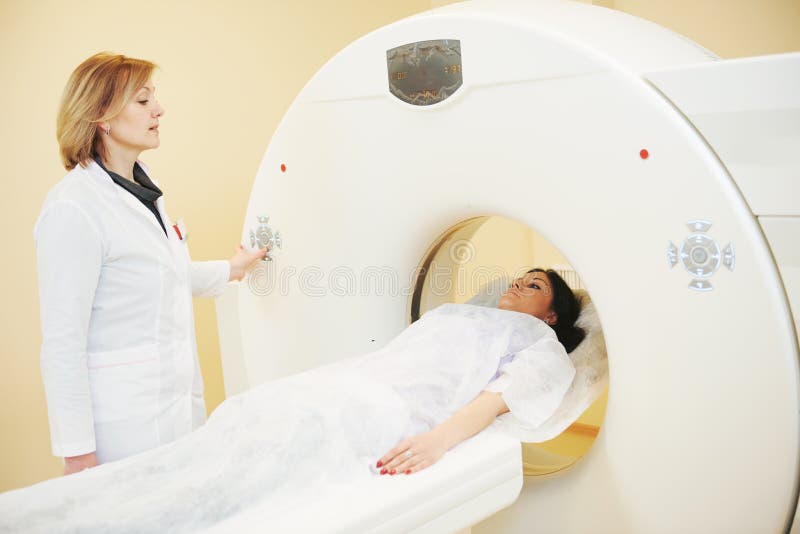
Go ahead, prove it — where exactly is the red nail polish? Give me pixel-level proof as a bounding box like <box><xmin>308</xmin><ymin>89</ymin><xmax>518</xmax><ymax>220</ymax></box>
<box><xmin>376</xmin><ymin>460</ymin><xmax>383</xmax><ymax>468</ymax></box>
<box><xmin>390</xmin><ymin>469</ymin><xmax>396</xmax><ymax>475</ymax></box>
<box><xmin>405</xmin><ymin>469</ymin><xmax>411</xmax><ymax>475</ymax></box>
<box><xmin>380</xmin><ymin>468</ymin><xmax>387</xmax><ymax>475</ymax></box>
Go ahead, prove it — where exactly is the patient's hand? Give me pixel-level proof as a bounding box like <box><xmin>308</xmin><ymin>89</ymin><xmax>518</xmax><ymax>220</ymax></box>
<box><xmin>376</xmin><ymin>392</ymin><xmax>509</xmax><ymax>476</ymax></box>
<box><xmin>64</xmin><ymin>452</ymin><xmax>98</xmax><ymax>475</ymax></box>
<box><xmin>376</xmin><ymin>429</ymin><xmax>448</xmax><ymax>475</ymax></box>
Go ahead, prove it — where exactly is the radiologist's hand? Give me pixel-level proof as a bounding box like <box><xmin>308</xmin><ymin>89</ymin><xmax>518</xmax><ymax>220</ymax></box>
<box><xmin>228</xmin><ymin>245</ymin><xmax>267</xmax><ymax>282</ymax></box>
<box><xmin>64</xmin><ymin>452</ymin><xmax>98</xmax><ymax>476</ymax></box>
<box><xmin>376</xmin><ymin>429</ymin><xmax>449</xmax><ymax>476</ymax></box>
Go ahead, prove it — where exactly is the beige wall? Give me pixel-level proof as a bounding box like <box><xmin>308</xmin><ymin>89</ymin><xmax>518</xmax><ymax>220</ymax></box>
<box><xmin>1</xmin><ymin>0</ymin><xmax>798</xmax><ymax>493</ymax></box>
<box><xmin>613</xmin><ymin>0</ymin><xmax>800</xmax><ymax>58</ymax></box>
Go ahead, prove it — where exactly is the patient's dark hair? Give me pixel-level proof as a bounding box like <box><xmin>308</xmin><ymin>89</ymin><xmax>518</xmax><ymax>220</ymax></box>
<box><xmin>529</xmin><ymin>268</ymin><xmax>586</xmax><ymax>353</ymax></box>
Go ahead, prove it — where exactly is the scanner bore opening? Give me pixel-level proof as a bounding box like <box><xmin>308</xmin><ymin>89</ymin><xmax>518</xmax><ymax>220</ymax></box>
<box><xmin>409</xmin><ymin>215</ymin><xmax>608</xmax><ymax>476</ymax></box>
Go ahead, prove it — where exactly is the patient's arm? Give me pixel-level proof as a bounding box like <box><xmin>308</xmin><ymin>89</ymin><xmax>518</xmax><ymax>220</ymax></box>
<box><xmin>378</xmin><ymin>391</ymin><xmax>509</xmax><ymax>475</ymax></box>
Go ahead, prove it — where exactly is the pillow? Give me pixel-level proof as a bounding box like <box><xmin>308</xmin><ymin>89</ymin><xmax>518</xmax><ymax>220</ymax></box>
<box><xmin>465</xmin><ymin>275</ymin><xmax>511</xmax><ymax>308</ymax></box>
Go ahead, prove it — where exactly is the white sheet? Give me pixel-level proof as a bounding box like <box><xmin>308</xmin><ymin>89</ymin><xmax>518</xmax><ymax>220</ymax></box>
<box><xmin>0</xmin><ymin>304</ymin><xmax>571</xmax><ymax>533</ymax></box>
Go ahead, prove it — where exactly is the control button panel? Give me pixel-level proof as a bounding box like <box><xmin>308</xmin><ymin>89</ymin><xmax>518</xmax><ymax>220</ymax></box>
<box><xmin>668</xmin><ymin>219</ymin><xmax>734</xmax><ymax>291</ymax></box>
<box><xmin>249</xmin><ymin>215</ymin><xmax>282</xmax><ymax>262</ymax></box>
<box><xmin>680</xmin><ymin>234</ymin><xmax>721</xmax><ymax>278</ymax></box>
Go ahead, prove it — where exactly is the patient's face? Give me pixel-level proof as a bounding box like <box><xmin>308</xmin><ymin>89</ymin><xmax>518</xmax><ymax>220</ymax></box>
<box><xmin>498</xmin><ymin>271</ymin><xmax>556</xmax><ymax>324</ymax></box>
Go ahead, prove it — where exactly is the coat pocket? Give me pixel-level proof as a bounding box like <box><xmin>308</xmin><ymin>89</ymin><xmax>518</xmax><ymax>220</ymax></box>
<box><xmin>87</xmin><ymin>344</ymin><xmax>159</xmax><ymax>423</ymax></box>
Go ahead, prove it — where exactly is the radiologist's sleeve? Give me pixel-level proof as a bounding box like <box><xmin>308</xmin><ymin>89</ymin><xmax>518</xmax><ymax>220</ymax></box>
<box><xmin>484</xmin><ymin>337</ymin><xmax>576</xmax><ymax>429</ymax></box>
<box><xmin>190</xmin><ymin>261</ymin><xmax>230</xmax><ymax>298</ymax></box>
<box><xmin>35</xmin><ymin>201</ymin><xmax>102</xmax><ymax>457</ymax></box>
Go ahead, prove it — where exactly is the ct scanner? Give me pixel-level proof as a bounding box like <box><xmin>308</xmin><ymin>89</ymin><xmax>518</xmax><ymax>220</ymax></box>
<box><xmin>216</xmin><ymin>0</ymin><xmax>800</xmax><ymax>532</ymax></box>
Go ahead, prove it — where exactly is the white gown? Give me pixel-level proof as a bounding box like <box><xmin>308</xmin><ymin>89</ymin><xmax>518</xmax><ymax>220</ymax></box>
<box><xmin>0</xmin><ymin>304</ymin><xmax>574</xmax><ymax>533</ymax></box>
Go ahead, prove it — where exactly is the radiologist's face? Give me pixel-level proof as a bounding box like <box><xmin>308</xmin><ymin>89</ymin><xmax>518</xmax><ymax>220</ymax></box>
<box><xmin>498</xmin><ymin>271</ymin><xmax>556</xmax><ymax>324</ymax></box>
<box><xmin>106</xmin><ymin>81</ymin><xmax>164</xmax><ymax>153</ymax></box>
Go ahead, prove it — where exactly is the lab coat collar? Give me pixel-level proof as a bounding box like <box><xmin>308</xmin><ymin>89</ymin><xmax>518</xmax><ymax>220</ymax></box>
<box><xmin>94</xmin><ymin>157</ymin><xmax>168</xmax><ymax>237</ymax></box>
<box><xmin>84</xmin><ymin>160</ymin><xmax>179</xmax><ymax>271</ymax></box>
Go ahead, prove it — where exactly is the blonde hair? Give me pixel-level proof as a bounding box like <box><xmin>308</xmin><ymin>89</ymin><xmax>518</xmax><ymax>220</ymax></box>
<box><xmin>56</xmin><ymin>52</ymin><xmax>156</xmax><ymax>170</ymax></box>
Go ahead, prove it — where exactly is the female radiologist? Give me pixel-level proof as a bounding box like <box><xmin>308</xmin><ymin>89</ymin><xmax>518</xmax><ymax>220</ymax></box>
<box><xmin>34</xmin><ymin>52</ymin><xmax>265</xmax><ymax>475</ymax></box>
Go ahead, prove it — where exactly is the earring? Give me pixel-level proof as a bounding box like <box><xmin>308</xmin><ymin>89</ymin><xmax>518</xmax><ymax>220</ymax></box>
<box><xmin>104</xmin><ymin>126</ymin><xmax>111</xmax><ymax>135</ymax></box>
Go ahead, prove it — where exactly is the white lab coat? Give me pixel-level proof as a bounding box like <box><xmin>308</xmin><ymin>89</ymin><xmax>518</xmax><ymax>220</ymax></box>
<box><xmin>34</xmin><ymin>160</ymin><xmax>229</xmax><ymax>463</ymax></box>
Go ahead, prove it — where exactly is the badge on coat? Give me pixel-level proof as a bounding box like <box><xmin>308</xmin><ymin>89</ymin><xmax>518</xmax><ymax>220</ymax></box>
<box><xmin>173</xmin><ymin>219</ymin><xmax>188</xmax><ymax>241</ymax></box>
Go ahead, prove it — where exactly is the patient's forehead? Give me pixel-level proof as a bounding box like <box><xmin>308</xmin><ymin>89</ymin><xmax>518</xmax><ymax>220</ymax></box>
<box><xmin>521</xmin><ymin>272</ymin><xmax>551</xmax><ymax>287</ymax></box>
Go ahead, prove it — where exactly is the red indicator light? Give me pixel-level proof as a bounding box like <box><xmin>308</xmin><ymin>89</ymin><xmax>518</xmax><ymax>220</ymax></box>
<box><xmin>280</xmin><ymin>163</ymin><xmax>286</xmax><ymax>172</ymax></box>
<box><xmin>640</xmin><ymin>149</ymin><xmax>649</xmax><ymax>159</ymax></box>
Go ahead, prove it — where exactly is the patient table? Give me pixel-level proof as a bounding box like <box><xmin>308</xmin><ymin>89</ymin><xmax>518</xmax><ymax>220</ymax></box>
<box><xmin>206</xmin><ymin>430</ymin><xmax>520</xmax><ymax>533</ymax></box>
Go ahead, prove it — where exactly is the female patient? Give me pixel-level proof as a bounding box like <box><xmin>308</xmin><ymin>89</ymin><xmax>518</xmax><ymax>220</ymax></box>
<box><xmin>377</xmin><ymin>267</ymin><xmax>585</xmax><ymax>475</ymax></box>
<box><xmin>0</xmin><ymin>268</ymin><xmax>585</xmax><ymax>533</ymax></box>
